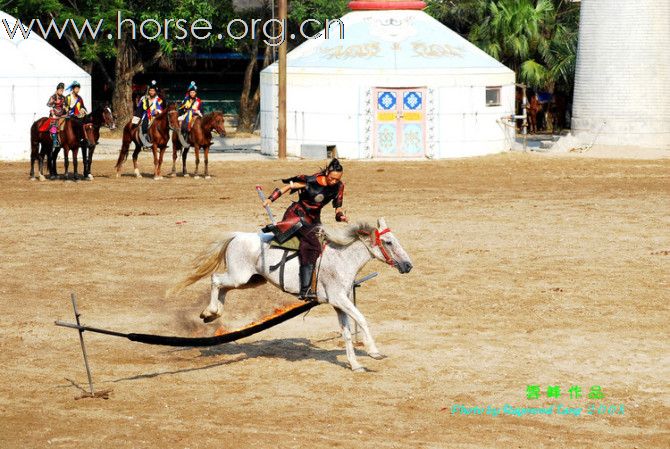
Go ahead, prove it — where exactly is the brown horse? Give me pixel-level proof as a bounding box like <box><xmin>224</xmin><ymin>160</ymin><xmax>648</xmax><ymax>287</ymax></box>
<box><xmin>115</xmin><ymin>103</ymin><xmax>179</xmax><ymax>180</ymax></box>
<box><xmin>32</xmin><ymin>116</ymin><xmax>96</xmax><ymax>180</ymax></box>
<box><xmin>30</xmin><ymin>117</ymin><xmax>56</xmax><ymax>180</ymax></box>
<box><xmin>81</xmin><ymin>106</ymin><xmax>116</xmax><ymax>180</ymax></box>
<box><xmin>170</xmin><ymin>111</ymin><xmax>226</xmax><ymax>178</ymax></box>
<box><xmin>50</xmin><ymin>118</ymin><xmax>97</xmax><ymax>180</ymax></box>
<box><xmin>527</xmin><ymin>94</ymin><xmax>542</xmax><ymax>134</ymax></box>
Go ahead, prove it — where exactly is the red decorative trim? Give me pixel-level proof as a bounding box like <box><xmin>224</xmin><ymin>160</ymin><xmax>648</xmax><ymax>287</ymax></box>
<box><xmin>348</xmin><ymin>1</ymin><xmax>427</xmax><ymax>11</ymax></box>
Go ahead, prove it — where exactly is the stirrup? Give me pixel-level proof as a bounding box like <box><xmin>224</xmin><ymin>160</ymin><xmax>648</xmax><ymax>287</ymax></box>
<box><xmin>298</xmin><ymin>290</ymin><xmax>317</xmax><ymax>302</ymax></box>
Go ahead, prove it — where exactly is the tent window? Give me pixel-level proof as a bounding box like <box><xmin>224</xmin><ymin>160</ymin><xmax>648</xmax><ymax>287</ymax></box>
<box><xmin>486</xmin><ymin>86</ymin><xmax>501</xmax><ymax>107</ymax></box>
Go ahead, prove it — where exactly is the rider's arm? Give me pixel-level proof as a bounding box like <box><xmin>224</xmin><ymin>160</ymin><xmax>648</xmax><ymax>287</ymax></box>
<box><xmin>333</xmin><ymin>183</ymin><xmax>347</xmax><ymax>222</ymax></box>
<box><xmin>262</xmin><ymin>182</ymin><xmax>306</xmax><ymax>207</ymax></box>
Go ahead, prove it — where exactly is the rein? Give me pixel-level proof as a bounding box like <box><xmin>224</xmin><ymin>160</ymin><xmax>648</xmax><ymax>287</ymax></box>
<box><xmin>357</xmin><ymin>228</ymin><xmax>394</xmax><ymax>266</ymax></box>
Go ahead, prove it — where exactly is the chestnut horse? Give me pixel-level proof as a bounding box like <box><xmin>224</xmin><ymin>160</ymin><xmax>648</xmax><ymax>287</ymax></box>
<box><xmin>42</xmin><ymin>118</ymin><xmax>96</xmax><ymax>180</ymax></box>
<box><xmin>115</xmin><ymin>103</ymin><xmax>179</xmax><ymax>180</ymax></box>
<box><xmin>29</xmin><ymin>117</ymin><xmax>56</xmax><ymax>180</ymax></box>
<box><xmin>170</xmin><ymin>111</ymin><xmax>226</xmax><ymax>178</ymax></box>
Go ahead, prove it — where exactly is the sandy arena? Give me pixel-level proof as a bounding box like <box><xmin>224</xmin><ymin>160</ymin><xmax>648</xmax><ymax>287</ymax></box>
<box><xmin>0</xmin><ymin>153</ymin><xmax>668</xmax><ymax>448</ymax></box>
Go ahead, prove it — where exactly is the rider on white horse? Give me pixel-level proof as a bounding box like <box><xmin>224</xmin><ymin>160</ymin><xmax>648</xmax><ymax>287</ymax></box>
<box><xmin>262</xmin><ymin>158</ymin><xmax>348</xmax><ymax>301</ymax></box>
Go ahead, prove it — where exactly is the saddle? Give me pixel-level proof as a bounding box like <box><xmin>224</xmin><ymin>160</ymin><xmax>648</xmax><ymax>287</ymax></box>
<box><xmin>264</xmin><ymin>219</ymin><xmax>320</xmax><ymax>296</ymax></box>
<box><xmin>38</xmin><ymin>117</ymin><xmax>66</xmax><ymax>133</ymax></box>
<box><xmin>262</xmin><ymin>217</ymin><xmax>303</xmax><ymax>244</ymax></box>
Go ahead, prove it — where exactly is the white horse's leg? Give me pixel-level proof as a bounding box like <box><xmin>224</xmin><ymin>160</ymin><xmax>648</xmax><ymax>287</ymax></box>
<box><xmin>200</xmin><ymin>273</ymin><xmax>226</xmax><ymax>322</ymax></box>
<box><xmin>335</xmin><ymin>308</ymin><xmax>364</xmax><ymax>372</ymax></box>
<box><xmin>201</xmin><ymin>266</ymin><xmax>254</xmax><ymax>323</ymax></box>
<box><xmin>332</xmin><ymin>295</ymin><xmax>384</xmax><ymax>359</ymax></box>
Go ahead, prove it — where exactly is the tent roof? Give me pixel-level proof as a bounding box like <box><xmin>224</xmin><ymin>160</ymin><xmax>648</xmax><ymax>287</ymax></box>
<box><xmin>0</xmin><ymin>10</ymin><xmax>90</xmax><ymax>79</ymax></box>
<box><xmin>267</xmin><ymin>9</ymin><xmax>512</xmax><ymax>73</ymax></box>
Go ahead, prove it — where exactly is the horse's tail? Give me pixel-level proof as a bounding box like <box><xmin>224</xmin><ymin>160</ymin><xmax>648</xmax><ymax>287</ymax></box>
<box><xmin>115</xmin><ymin>123</ymin><xmax>133</xmax><ymax>169</ymax></box>
<box><xmin>168</xmin><ymin>234</ymin><xmax>234</xmax><ymax>296</ymax></box>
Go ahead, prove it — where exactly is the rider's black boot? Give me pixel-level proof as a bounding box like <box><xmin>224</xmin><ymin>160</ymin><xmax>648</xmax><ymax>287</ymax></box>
<box><xmin>298</xmin><ymin>263</ymin><xmax>317</xmax><ymax>301</ymax></box>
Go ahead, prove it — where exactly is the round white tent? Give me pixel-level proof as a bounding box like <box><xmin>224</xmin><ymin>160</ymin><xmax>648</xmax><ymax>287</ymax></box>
<box><xmin>0</xmin><ymin>10</ymin><xmax>91</xmax><ymax>161</ymax></box>
<box><xmin>260</xmin><ymin>1</ymin><xmax>515</xmax><ymax>159</ymax></box>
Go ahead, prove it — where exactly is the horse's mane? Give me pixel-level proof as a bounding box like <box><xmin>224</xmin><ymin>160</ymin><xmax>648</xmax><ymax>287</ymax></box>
<box><xmin>318</xmin><ymin>222</ymin><xmax>376</xmax><ymax>246</ymax></box>
<box><xmin>201</xmin><ymin>111</ymin><xmax>223</xmax><ymax>127</ymax></box>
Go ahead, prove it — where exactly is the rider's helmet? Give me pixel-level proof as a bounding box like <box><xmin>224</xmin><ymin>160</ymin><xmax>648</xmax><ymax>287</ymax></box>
<box><xmin>147</xmin><ymin>80</ymin><xmax>159</xmax><ymax>95</ymax></box>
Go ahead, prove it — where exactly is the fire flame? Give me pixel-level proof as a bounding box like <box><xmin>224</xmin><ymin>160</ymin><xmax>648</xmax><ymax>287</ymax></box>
<box><xmin>207</xmin><ymin>302</ymin><xmax>306</xmax><ymax>337</ymax></box>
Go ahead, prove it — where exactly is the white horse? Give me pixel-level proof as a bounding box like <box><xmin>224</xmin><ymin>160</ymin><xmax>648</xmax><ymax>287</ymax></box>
<box><xmin>172</xmin><ymin>218</ymin><xmax>413</xmax><ymax>371</ymax></box>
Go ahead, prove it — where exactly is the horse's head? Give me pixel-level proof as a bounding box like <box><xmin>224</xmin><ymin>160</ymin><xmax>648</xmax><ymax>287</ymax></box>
<box><xmin>359</xmin><ymin>218</ymin><xmax>413</xmax><ymax>274</ymax></box>
<box><xmin>83</xmin><ymin>122</ymin><xmax>96</xmax><ymax>146</ymax></box>
<box><xmin>211</xmin><ymin>112</ymin><xmax>226</xmax><ymax>136</ymax></box>
<box><xmin>166</xmin><ymin>103</ymin><xmax>180</xmax><ymax>131</ymax></box>
<box><xmin>103</xmin><ymin>105</ymin><xmax>116</xmax><ymax>130</ymax></box>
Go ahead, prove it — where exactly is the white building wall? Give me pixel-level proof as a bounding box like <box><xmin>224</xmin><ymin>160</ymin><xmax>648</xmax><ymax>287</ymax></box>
<box><xmin>572</xmin><ymin>0</ymin><xmax>670</xmax><ymax>148</ymax></box>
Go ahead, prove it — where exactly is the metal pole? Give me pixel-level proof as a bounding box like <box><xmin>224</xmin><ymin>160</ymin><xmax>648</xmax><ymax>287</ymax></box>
<box><xmin>520</xmin><ymin>84</ymin><xmax>528</xmax><ymax>152</ymax></box>
<box><xmin>255</xmin><ymin>185</ymin><xmax>276</xmax><ymax>224</ymax></box>
<box><xmin>71</xmin><ymin>293</ymin><xmax>94</xmax><ymax>395</ymax></box>
<box><xmin>277</xmin><ymin>0</ymin><xmax>287</xmax><ymax>159</ymax></box>
<box><xmin>271</xmin><ymin>0</ymin><xmax>277</xmax><ymax>63</ymax></box>
<box><xmin>352</xmin><ymin>284</ymin><xmax>359</xmax><ymax>341</ymax></box>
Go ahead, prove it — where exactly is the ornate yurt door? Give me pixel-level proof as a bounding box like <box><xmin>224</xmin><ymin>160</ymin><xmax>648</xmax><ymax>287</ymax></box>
<box><xmin>373</xmin><ymin>88</ymin><xmax>426</xmax><ymax>158</ymax></box>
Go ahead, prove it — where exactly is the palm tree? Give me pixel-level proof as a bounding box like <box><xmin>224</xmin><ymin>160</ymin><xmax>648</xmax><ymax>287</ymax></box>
<box><xmin>468</xmin><ymin>0</ymin><xmax>578</xmax><ymax>92</ymax></box>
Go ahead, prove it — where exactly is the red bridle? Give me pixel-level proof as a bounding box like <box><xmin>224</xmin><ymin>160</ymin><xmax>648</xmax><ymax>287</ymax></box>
<box><xmin>358</xmin><ymin>228</ymin><xmax>395</xmax><ymax>266</ymax></box>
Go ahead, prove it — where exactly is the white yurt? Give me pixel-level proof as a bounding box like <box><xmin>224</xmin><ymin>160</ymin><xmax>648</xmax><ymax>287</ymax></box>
<box><xmin>260</xmin><ymin>0</ymin><xmax>515</xmax><ymax>159</ymax></box>
<box><xmin>0</xmin><ymin>10</ymin><xmax>91</xmax><ymax>161</ymax></box>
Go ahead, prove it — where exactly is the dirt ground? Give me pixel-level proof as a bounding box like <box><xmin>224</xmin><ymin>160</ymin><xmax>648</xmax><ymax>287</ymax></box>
<box><xmin>0</xmin><ymin>154</ymin><xmax>668</xmax><ymax>448</ymax></box>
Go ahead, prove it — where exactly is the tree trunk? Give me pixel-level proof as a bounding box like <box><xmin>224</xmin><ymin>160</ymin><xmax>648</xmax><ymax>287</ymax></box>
<box><xmin>112</xmin><ymin>34</ymin><xmax>135</xmax><ymax>125</ymax></box>
<box><xmin>237</xmin><ymin>37</ymin><xmax>271</xmax><ymax>133</ymax></box>
<box><xmin>111</xmin><ymin>33</ymin><xmax>163</xmax><ymax>124</ymax></box>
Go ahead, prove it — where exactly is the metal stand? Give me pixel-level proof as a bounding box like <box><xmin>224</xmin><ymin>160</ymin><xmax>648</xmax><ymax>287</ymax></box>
<box><xmin>352</xmin><ymin>272</ymin><xmax>378</xmax><ymax>342</ymax></box>
<box><xmin>57</xmin><ymin>293</ymin><xmax>110</xmax><ymax>399</ymax></box>
<box><xmin>71</xmin><ymin>293</ymin><xmax>95</xmax><ymax>395</ymax></box>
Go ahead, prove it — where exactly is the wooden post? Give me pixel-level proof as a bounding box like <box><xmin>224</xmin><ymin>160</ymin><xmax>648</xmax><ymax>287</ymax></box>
<box><xmin>277</xmin><ymin>0</ymin><xmax>287</xmax><ymax>159</ymax></box>
<box><xmin>71</xmin><ymin>293</ymin><xmax>95</xmax><ymax>395</ymax></box>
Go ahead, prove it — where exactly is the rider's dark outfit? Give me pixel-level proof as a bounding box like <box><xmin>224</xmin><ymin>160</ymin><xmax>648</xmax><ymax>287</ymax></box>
<box><xmin>266</xmin><ymin>172</ymin><xmax>345</xmax><ymax>299</ymax></box>
<box><xmin>282</xmin><ymin>173</ymin><xmax>344</xmax><ymax>265</ymax></box>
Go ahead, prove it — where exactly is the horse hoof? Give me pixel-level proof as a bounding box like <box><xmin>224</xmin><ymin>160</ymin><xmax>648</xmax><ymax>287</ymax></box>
<box><xmin>153</xmin><ymin>176</ymin><xmax>163</xmax><ymax>180</ymax></box>
<box><xmin>30</xmin><ymin>177</ymin><xmax>36</xmax><ymax>181</ymax></box>
<box><xmin>205</xmin><ymin>176</ymin><xmax>211</xmax><ymax>180</ymax></box>
<box><xmin>39</xmin><ymin>175</ymin><xmax>46</xmax><ymax>182</ymax></box>
<box><xmin>194</xmin><ymin>175</ymin><xmax>201</xmax><ymax>179</ymax></box>
<box><xmin>183</xmin><ymin>173</ymin><xmax>190</xmax><ymax>178</ymax></box>
<box><xmin>87</xmin><ymin>174</ymin><xmax>94</xmax><ymax>181</ymax></box>
<box><xmin>352</xmin><ymin>366</ymin><xmax>366</xmax><ymax>373</ymax></box>
<box><xmin>134</xmin><ymin>169</ymin><xmax>141</xmax><ymax>178</ymax></box>
<box><xmin>200</xmin><ymin>309</ymin><xmax>220</xmax><ymax>323</ymax></box>
<box><xmin>369</xmin><ymin>352</ymin><xmax>387</xmax><ymax>360</ymax></box>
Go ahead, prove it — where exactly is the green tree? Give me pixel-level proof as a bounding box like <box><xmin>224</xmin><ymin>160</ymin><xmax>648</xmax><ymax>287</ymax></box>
<box><xmin>427</xmin><ymin>0</ymin><xmax>578</xmax><ymax>93</ymax></box>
